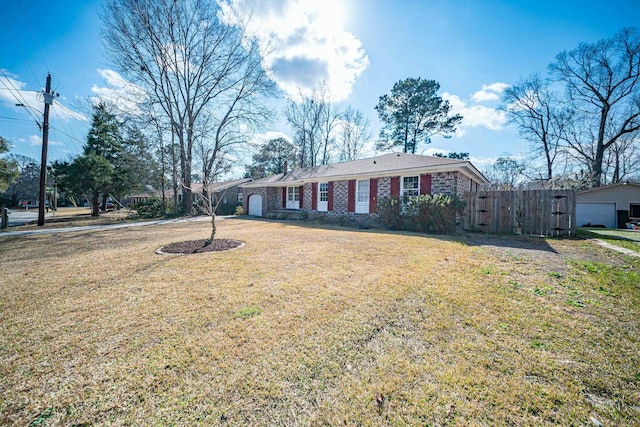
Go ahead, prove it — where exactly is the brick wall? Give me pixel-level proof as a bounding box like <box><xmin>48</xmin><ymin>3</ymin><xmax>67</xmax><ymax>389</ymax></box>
<box><xmin>331</xmin><ymin>180</ymin><xmax>349</xmax><ymax>213</ymax></box>
<box><xmin>456</xmin><ymin>174</ymin><xmax>472</xmax><ymax>196</ymax></box>
<box><xmin>303</xmin><ymin>183</ymin><xmax>313</xmax><ymax>210</ymax></box>
<box><xmin>377</xmin><ymin>177</ymin><xmax>391</xmax><ymax>199</ymax></box>
<box><xmin>267</xmin><ymin>187</ymin><xmax>281</xmax><ymax>211</ymax></box>
<box><xmin>432</xmin><ymin>172</ymin><xmax>458</xmax><ymax>195</ymax></box>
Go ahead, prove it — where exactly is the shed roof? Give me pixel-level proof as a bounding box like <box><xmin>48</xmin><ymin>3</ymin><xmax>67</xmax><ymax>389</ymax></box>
<box><xmin>577</xmin><ymin>182</ymin><xmax>640</xmax><ymax>195</ymax></box>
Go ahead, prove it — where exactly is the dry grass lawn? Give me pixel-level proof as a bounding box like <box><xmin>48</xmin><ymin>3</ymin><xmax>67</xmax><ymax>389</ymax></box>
<box><xmin>1</xmin><ymin>218</ymin><xmax>639</xmax><ymax>426</ymax></box>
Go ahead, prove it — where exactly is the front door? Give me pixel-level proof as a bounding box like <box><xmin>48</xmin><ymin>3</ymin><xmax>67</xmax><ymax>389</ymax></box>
<box><xmin>317</xmin><ymin>182</ymin><xmax>328</xmax><ymax>212</ymax></box>
<box><xmin>286</xmin><ymin>186</ymin><xmax>300</xmax><ymax>209</ymax></box>
<box><xmin>355</xmin><ymin>180</ymin><xmax>369</xmax><ymax>213</ymax></box>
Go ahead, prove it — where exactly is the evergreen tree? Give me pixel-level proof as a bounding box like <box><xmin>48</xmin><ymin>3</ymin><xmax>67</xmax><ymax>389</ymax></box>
<box><xmin>375</xmin><ymin>78</ymin><xmax>462</xmax><ymax>154</ymax></box>
<box><xmin>0</xmin><ymin>137</ymin><xmax>19</xmax><ymax>193</ymax></box>
<box><xmin>246</xmin><ymin>137</ymin><xmax>297</xmax><ymax>178</ymax></box>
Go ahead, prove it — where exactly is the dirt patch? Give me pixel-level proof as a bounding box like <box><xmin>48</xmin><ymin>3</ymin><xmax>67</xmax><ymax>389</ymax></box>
<box><xmin>157</xmin><ymin>238</ymin><xmax>244</xmax><ymax>254</ymax></box>
<box><xmin>461</xmin><ymin>233</ymin><xmax>627</xmax><ymax>274</ymax></box>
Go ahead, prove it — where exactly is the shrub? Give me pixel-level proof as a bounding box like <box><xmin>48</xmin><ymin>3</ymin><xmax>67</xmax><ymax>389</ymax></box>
<box><xmin>405</xmin><ymin>194</ymin><xmax>465</xmax><ymax>234</ymax></box>
<box><xmin>234</xmin><ymin>205</ymin><xmax>244</xmax><ymax>215</ymax></box>
<box><xmin>376</xmin><ymin>196</ymin><xmax>403</xmax><ymax>230</ymax></box>
<box><xmin>130</xmin><ymin>197</ymin><xmax>177</xmax><ymax>218</ymax></box>
<box><xmin>376</xmin><ymin>194</ymin><xmax>465</xmax><ymax>234</ymax></box>
<box><xmin>217</xmin><ymin>202</ymin><xmax>242</xmax><ymax>215</ymax></box>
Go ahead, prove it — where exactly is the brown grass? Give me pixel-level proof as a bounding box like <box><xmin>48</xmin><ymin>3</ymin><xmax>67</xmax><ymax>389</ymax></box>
<box><xmin>0</xmin><ymin>218</ymin><xmax>638</xmax><ymax>426</ymax></box>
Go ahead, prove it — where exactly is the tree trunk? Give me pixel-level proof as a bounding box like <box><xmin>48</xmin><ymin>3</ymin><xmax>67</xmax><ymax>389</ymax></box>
<box><xmin>206</xmin><ymin>212</ymin><xmax>216</xmax><ymax>245</ymax></box>
<box><xmin>171</xmin><ymin>134</ymin><xmax>178</xmax><ymax>215</ymax></box>
<box><xmin>591</xmin><ymin>147</ymin><xmax>605</xmax><ymax>188</ymax></box>
<box><xmin>159</xmin><ymin>128</ymin><xmax>166</xmax><ymax>217</ymax></box>
<box><xmin>91</xmin><ymin>191</ymin><xmax>100</xmax><ymax>217</ymax></box>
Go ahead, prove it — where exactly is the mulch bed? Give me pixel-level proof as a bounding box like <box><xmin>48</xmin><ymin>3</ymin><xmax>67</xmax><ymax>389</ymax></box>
<box><xmin>158</xmin><ymin>239</ymin><xmax>244</xmax><ymax>254</ymax></box>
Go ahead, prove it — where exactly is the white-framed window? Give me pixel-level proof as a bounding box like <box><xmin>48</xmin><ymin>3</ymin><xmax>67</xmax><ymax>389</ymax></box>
<box><xmin>287</xmin><ymin>186</ymin><xmax>300</xmax><ymax>202</ymax></box>
<box><xmin>402</xmin><ymin>176</ymin><xmax>419</xmax><ymax>202</ymax></box>
<box><xmin>319</xmin><ymin>183</ymin><xmax>328</xmax><ymax>202</ymax></box>
<box><xmin>238</xmin><ymin>192</ymin><xmax>243</xmax><ymax>202</ymax></box>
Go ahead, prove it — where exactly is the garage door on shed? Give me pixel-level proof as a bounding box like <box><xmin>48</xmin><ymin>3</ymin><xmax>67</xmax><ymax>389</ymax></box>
<box><xmin>248</xmin><ymin>194</ymin><xmax>263</xmax><ymax>216</ymax></box>
<box><xmin>576</xmin><ymin>203</ymin><xmax>616</xmax><ymax>228</ymax></box>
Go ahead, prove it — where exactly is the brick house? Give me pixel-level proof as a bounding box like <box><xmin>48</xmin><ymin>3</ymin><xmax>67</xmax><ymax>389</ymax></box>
<box><xmin>240</xmin><ymin>153</ymin><xmax>488</xmax><ymax>222</ymax></box>
<box><xmin>126</xmin><ymin>178</ymin><xmax>251</xmax><ymax>214</ymax></box>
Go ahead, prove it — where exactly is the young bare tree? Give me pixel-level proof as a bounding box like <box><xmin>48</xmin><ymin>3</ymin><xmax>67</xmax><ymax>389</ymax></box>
<box><xmin>484</xmin><ymin>157</ymin><xmax>526</xmax><ymax>190</ymax></box>
<box><xmin>338</xmin><ymin>107</ymin><xmax>372</xmax><ymax>161</ymax></box>
<box><xmin>549</xmin><ymin>27</ymin><xmax>640</xmax><ymax>187</ymax></box>
<box><xmin>503</xmin><ymin>74</ymin><xmax>565</xmax><ymax>181</ymax></box>
<box><xmin>102</xmin><ymin>0</ymin><xmax>269</xmax><ymax>214</ymax></box>
<box><xmin>317</xmin><ymin>82</ymin><xmax>339</xmax><ymax>165</ymax></box>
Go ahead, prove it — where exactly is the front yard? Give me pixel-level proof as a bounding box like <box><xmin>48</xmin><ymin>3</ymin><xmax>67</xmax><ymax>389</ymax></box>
<box><xmin>0</xmin><ymin>219</ymin><xmax>638</xmax><ymax>425</ymax></box>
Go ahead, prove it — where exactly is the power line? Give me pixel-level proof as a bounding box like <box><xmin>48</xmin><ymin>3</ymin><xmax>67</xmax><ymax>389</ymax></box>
<box><xmin>0</xmin><ymin>69</ymin><xmax>42</xmax><ymax>126</ymax></box>
<box><xmin>0</xmin><ymin>115</ymin><xmax>34</xmax><ymax>124</ymax></box>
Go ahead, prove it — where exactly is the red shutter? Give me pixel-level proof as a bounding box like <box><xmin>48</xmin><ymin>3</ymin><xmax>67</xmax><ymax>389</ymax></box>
<box><xmin>311</xmin><ymin>183</ymin><xmax>317</xmax><ymax>210</ymax></box>
<box><xmin>420</xmin><ymin>174</ymin><xmax>432</xmax><ymax>196</ymax></box>
<box><xmin>282</xmin><ymin>187</ymin><xmax>286</xmax><ymax>208</ymax></box>
<box><xmin>299</xmin><ymin>185</ymin><xmax>304</xmax><ymax>209</ymax></box>
<box><xmin>347</xmin><ymin>180</ymin><xmax>356</xmax><ymax>212</ymax></box>
<box><xmin>328</xmin><ymin>182</ymin><xmax>334</xmax><ymax>211</ymax></box>
<box><xmin>390</xmin><ymin>176</ymin><xmax>400</xmax><ymax>199</ymax></box>
<box><xmin>369</xmin><ymin>178</ymin><xmax>378</xmax><ymax>213</ymax></box>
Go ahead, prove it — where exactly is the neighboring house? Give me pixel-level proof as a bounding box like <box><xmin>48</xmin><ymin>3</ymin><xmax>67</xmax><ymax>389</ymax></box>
<box><xmin>127</xmin><ymin>178</ymin><xmax>251</xmax><ymax>214</ymax></box>
<box><xmin>202</xmin><ymin>178</ymin><xmax>252</xmax><ymax>214</ymax></box>
<box><xmin>576</xmin><ymin>182</ymin><xmax>640</xmax><ymax>228</ymax></box>
<box><xmin>240</xmin><ymin>153</ymin><xmax>488</xmax><ymax>221</ymax></box>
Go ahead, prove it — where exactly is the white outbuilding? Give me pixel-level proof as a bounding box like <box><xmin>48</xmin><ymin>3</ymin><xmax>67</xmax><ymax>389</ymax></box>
<box><xmin>576</xmin><ymin>182</ymin><xmax>640</xmax><ymax>228</ymax></box>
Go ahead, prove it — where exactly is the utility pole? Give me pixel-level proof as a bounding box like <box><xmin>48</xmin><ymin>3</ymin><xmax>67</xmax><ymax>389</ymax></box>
<box><xmin>38</xmin><ymin>73</ymin><xmax>53</xmax><ymax>226</ymax></box>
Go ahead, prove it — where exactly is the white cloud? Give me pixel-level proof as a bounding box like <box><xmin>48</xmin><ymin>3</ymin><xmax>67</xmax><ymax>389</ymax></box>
<box><xmin>249</xmin><ymin>131</ymin><xmax>292</xmax><ymax>146</ymax></box>
<box><xmin>91</xmin><ymin>69</ymin><xmax>146</xmax><ymax>116</ymax></box>
<box><xmin>471</xmin><ymin>82</ymin><xmax>510</xmax><ymax>103</ymax></box>
<box><xmin>219</xmin><ymin>0</ymin><xmax>369</xmax><ymax>102</ymax></box>
<box><xmin>442</xmin><ymin>90</ymin><xmax>507</xmax><ymax>134</ymax></box>
<box><xmin>468</xmin><ymin>156</ymin><xmax>499</xmax><ymax>169</ymax></box>
<box><xmin>0</xmin><ymin>69</ymin><xmax>87</xmax><ymax>121</ymax></box>
<box><xmin>28</xmin><ymin>134</ymin><xmax>63</xmax><ymax>147</ymax></box>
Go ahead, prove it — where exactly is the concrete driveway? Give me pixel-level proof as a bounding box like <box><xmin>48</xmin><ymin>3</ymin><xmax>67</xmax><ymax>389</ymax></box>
<box><xmin>0</xmin><ymin>215</ymin><xmax>214</xmax><ymax>237</ymax></box>
<box><xmin>3</xmin><ymin>209</ymin><xmax>54</xmax><ymax>227</ymax></box>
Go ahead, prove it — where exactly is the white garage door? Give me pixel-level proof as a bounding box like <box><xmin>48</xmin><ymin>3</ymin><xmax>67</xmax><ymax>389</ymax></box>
<box><xmin>576</xmin><ymin>203</ymin><xmax>616</xmax><ymax>228</ymax></box>
<box><xmin>248</xmin><ymin>194</ymin><xmax>263</xmax><ymax>216</ymax></box>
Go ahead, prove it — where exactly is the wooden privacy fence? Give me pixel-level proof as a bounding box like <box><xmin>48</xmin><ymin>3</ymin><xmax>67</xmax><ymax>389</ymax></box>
<box><xmin>463</xmin><ymin>190</ymin><xmax>576</xmax><ymax>237</ymax></box>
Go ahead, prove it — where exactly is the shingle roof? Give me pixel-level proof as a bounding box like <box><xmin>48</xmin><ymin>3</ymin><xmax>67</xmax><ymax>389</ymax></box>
<box><xmin>207</xmin><ymin>178</ymin><xmax>252</xmax><ymax>192</ymax></box>
<box><xmin>241</xmin><ymin>153</ymin><xmax>488</xmax><ymax>187</ymax></box>
<box><xmin>577</xmin><ymin>182</ymin><xmax>640</xmax><ymax>195</ymax></box>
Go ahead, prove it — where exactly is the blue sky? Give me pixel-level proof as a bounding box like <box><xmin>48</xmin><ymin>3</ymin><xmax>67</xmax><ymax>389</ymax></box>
<box><xmin>1</xmin><ymin>0</ymin><xmax>639</xmax><ymax>174</ymax></box>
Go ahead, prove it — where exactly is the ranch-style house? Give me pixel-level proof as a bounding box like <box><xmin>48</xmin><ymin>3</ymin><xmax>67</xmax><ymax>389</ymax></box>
<box><xmin>240</xmin><ymin>153</ymin><xmax>488</xmax><ymax>220</ymax></box>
